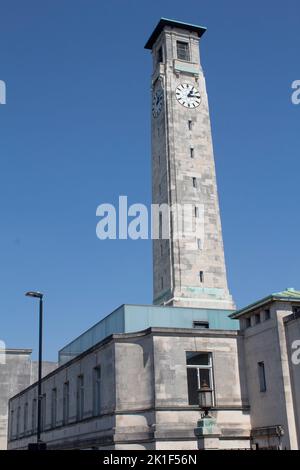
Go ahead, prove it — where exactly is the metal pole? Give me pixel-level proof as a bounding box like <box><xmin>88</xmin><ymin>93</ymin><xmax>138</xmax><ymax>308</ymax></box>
<box><xmin>37</xmin><ymin>297</ymin><xmax>43</xmax><ymax>443</ymax></box>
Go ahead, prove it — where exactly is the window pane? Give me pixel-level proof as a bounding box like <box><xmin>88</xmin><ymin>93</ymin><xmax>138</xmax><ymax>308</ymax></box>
<box><xmin>186</xmin><ymin>352</ymin><xmax>209</xmax><ymax>366</ymax></box>
<box><xmin>177</xmin><ymin>41</ymin><xmax>190</xmax><ymax>61</ymax></box>
<box><xmin>258</xmin><ymin>362</ymin><xmax>266</xmax><ymax>392</ymax></box>
<box><xmin>193</xmin><ymin>321</ymin><xmax>209</xmax><ymax>329</ymax></box>
<box><xmin>199</xmin><ymin>368</ymin><xmax>211</xmax><ymax>388</ymax></box>
<box><xmin>187</xmin><ymin>368</ymin><xmax>198</xmax><ymax>405</ymax></box>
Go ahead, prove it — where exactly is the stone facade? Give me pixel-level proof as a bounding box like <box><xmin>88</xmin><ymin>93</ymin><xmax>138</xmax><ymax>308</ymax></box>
<box><xmin>231</xmin><ymin>290</ymin><xmax>300</xmax><ymax>449</ymax></box>
<box><xmin>7</xmin><ymin>328</ymin><xmax>251</xmax><ymax>450</ymax></box>
<box><xmin>0</xmin><ymin>349</ymin><xmax>56</xmax><ymax>449</ymax></box>
<box><xmin>148</xmin><ymin>19</ymin><xmax>235</xmax><ymax>310</ymax></box>
<box><xmin>7</xmin><ymin>293</ymin><xmax>300</xmax><ymax>450</ymax></box>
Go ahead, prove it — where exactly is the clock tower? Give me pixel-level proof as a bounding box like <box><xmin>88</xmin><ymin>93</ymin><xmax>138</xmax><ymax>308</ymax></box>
<box><xmin>145</xmin><ymin>19</ymin><xmax>235</xmax><ymax>310</ymax></box>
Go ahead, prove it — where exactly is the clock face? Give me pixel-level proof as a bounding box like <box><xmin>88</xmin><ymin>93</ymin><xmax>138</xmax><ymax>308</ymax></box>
<box><xmin>152</xmin><ymin>87</ymin><xmax>164</xmax><ymax>118</ymax></box>
<box><xmin>175</xmin><ymin>83</ymin><xmax>201</xmax><ymax>108</ymax></box>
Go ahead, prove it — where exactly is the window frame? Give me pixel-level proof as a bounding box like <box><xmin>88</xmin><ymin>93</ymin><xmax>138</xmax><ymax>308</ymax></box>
<box><xmin>177</xmin><ymin>41</ymin><xmax>190</xmax><ymax>62</ymax></box>
<box><xmin>51</xmin><ymin>388</ymin><xmax>57</xmax><ymax>428</ymax></box>
<box><xmin>193</xmin><ymin>321</ymin><xmax>209</xmax><ymax>329</ymax></box>
<box><xmin>77</xmin><ymin>375</ymin><xmax>84</xmax><ymax>421</ymax></box>
<box><xmin>63</xmin><ymin>381</ymin><xmax>70</xmax><ymax>425</ymax></box>
<box><xmin>24</xmin><ymin>402</ymin><xmax>28</xmax><ymax>433</ymax></box>
<box><xmin>93</xmin><ymin>366</ymin><xmax>102</xmax><ymax>417</ymax></box>
<box><xmin>157</xmin><ymin>46</ymin><xmax>163</xmax><ymax>64</ymax></box>
<box><xmin>258</xmin><ymin>361</ymin><xmax>267</xmax><ymax>392</ymax></box>
<box><xmin>32</xmin><ymin>398</ymin><xmax>37</xmax><ymax>432</ymax></box>
<box><xmin>186</xmin><ymin>352</ymin><xmax>215</xmax><ymax>406</ymax></box>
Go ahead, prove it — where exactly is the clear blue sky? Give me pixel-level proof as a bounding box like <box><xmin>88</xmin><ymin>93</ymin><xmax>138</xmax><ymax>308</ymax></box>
<box><xmin>0</xmin><ymin>0</ymin><xmax>299</xmax><ymax>361</ymax></box>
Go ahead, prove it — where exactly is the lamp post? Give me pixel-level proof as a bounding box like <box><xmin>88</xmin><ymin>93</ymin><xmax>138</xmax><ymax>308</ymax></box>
<box><xmin>198</xmin><ymin>380</ymin><xmax>213</xmax><ymax>418</ymax></box>
<box><xmin>195</xmin><ymin>380</ymin><xmax>220</xmax><ymax>449</ymax></box>
<box><xmin>25</xmin><ymin>291</ymin><xmax>45</xmax><ymax>449</ymax></box>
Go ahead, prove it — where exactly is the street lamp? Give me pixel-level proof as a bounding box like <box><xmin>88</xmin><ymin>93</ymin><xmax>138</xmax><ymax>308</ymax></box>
<box><xmin>25</xmin><ymin>291</ymin><xmax>46</xmax><ymax>450</ymax></box>
<box><xmin>198</xmin><ymin>380</ymin><xmax>213</xmax><ymax>418</ymax></box>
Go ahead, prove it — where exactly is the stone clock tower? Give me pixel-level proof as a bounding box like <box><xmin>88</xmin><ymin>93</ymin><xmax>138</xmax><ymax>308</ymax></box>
<box><xmin>145</xmin><ymin>18</ymin><xmax>235</xmax><ymax>311</ymax></box>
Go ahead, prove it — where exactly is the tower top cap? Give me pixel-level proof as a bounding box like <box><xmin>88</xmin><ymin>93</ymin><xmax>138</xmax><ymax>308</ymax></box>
<box><xmin>144</xmin><ymin>18</ymin><xmax>207</xmax><ymax>50</ymax></box>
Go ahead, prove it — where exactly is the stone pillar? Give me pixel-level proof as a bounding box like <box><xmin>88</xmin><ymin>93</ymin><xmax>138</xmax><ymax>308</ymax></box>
<box><xmin>195</xmin><ymin>416</ymin><xmax>221</xmax><ymax>450</ymax></box>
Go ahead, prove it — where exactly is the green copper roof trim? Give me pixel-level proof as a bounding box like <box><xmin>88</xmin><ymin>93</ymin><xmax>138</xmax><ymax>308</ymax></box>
<box><xmin>230</xmin><ymin>288</ymin><xmax>300</xmax><ymax>319</ymax></box>
<box><xmin>145</xmin><ymin>18</ymin><xmax>207</xmax><ymax>50</ymax></box>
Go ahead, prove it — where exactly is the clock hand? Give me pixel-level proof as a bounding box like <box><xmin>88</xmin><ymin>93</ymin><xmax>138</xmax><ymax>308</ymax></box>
<box><xmin>187</xmin><ymin>87</ymin><xmax>194</xmax><ymax>97</ymax></box>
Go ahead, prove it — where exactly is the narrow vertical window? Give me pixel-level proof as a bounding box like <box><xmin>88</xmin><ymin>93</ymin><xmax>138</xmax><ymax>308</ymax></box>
<box><xmin>158</xmin><ymin>154</ymin><xmax>161</xmax><ymax>166</ymax></box>
<box><xmin>258</xmin><ymin>362</ymin><xmax>267</xmax><ymax>392</ymax></box>
<box><xmin>177</xmin><ymin>41</ymin><xmax>190</xmax><ymax>61</ymax></box>
<box><xmin>16</xmin><ymin>406</ymin><xmax>20</xmax><ymax>437</ymax></box>
<box><xmin>63</xmin><ymin>382</ymin><xmax>69</xmax><ymax>425</ymax></box>
<box><xmin>190</xmin><ymin>147</ymin><xmax>194</xmax><ymax>158</ymax></box>
<box><xmin>32</xmin><ymin>398</ymin><xmax>37</xmax><ymax>432</ymax></box>
<box><xmin>199</xmin><ymin>271</ymin><xmax>204</xmax><ymax>283</ymax></box>
<box><xmin>77</xmin><ymin>375</ymin><xmax>84</xmax><ymax>421</ymax></box>
<box><xmin>160</xmin><ymin>243</ymin><xmax>163</xmax><ymax>257</ymax></box>
<box><xmin>24</xmin><ymin>403</ymin><xmax>28</xmax><ymax>433</ymax></box>
<box><xmin>10</xmin><ymin>410</ymin><xmax>14</xmax><ymax>440</ymax></box>
<box><xmin>194</xmin><ymin>206</ymin><xmax>199</xmax><ymax>218</ymax></box>
<box><xmin>192</xmin><ymin>177</ymin><xmax>197</xmax><ymax>188</ymax></box>
<box><xmin>157</xmin><ymin>46</ymin><xmax>163</xmax><ymax>64</ymax></box>
<box><xmin>197</xmin><ymin>238</ymin><xmax>202</xmax><ymax>250</ymax></box>
<box><xmin>51</xmin><ymin>388</ymin><xmax>57</xmax><ymax>428</ymax></box>
<box><xmin>255</xmin><ymin>313</ymin><xmax>261</xmax><ymax>325</ymax></box>
<box><xmin>161</xmin><ymin>277</ymin><xmax>164</xmax><ymax>290</ymax></box>
<box><xmin>264</xmin><ymin>309</ymin><xmax>271</xmax><ymax>321</ymax></box>
<box><xmin>188</xmin><ymin>119</ymin><xmax>193</xmax><ymax>130</ymax></box>
<box><xmin>159</xmin><ymin>212</ymin><xmax>162</xmax><ymax>239</ymax></box>
<box><xmin>41</xmin><ymin>394</ymin><xmax>46</xmax><ymax>431</ymax></box>
<box><xmin>93</xmin><ymin>367</ymin><xmax>102</xmax><ymax>417</ymax></box>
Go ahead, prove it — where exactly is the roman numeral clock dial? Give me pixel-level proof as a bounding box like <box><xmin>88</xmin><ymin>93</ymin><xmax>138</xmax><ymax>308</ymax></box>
<box><xmin>175</xmin><ymin>83</ymin><xmax>201</xmax><ymax>108</ymax></box>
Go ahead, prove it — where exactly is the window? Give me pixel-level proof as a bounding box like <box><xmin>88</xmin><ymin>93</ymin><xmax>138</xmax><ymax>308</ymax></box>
<box><xmin>192</xmin><ymin>177</ymin><xmax>197</xmax><ymax>188</ymax></box>
<box><xmin>160</xmin><ymin>243</ymin><xmax>163</xmax><ymax>257</ymax></box>
<box><xmin>264</xmin><ymin>309</ymin><xmax>271</xmax><ymax>321</ymax></box>
<box><xmin>194</xmin><ymin>206</ymin><xmax>199</xmax><ymax>218</ymax></box>
<box><xmin>193</xmin><ymin>321</ymin><xmax>209</xmax><ymax>329</ymax></box>
<box><xmin>255</xmin><ymin>313</ymin><xmax>261</xmax><ymax>325</ymax></box>
<box><xmin>51</xmin><ymin>388</ymin><xmax>57</xmax><ymax>428</ymax></box>
<box><xmin>93</xmin><ymin>367</ymin><xmax>102</xmax><ymax>416</ymax></box>
<box><xmin>190</xmin><ymin>147</ymin><xmax>194</xmax><ymax>159</ymax></box>
<box><xmin>63</xmin><ymin>382</ymin><xmax>69</xmax><ymax>425</ymax></box>
<box><xmin>188</xmin><ymin>119</ymin><xmax>193</xmax><ymax>130</ymax></box>
<box><xmin>258</xmin><ymin>362</ymin><xmax>267</xmax><ymax>392</ymax></box>
<box><xmin>24</xmin><ymin>403</ymin><xmax>28</xmax><ymax>433</ymax></box>
<box><xmin>199</xmin><ymin>271</ymin><xmax>204</xmax><ymax>283</ymax></box>
<box><xmin>32</xmin><ymin>398</ymin><xmax>37</xmax><ymax>431</ymax></box>
<box><xmin>16</xmin><ymin>406</ymin><xmax>20</xmax><ymax>437</ymax></box>
<box><xmin>77</xmin><ymin>375</ymin><xmax>84</xmax><ymax>421</ymax></box>
<box><xmin>161</xmin><ymin>277</ymin><xmax>164</xmax><ymax>290</ymax></box>
<box><xmin>177</xmin><ymin>41</ymin><xmax>190</xmax><ymax>61</ymax></box>
<box><xmin>158</xmin><ymin>154</ymin><xmax>161</xmax><ymax>166</ymax></box>
<box><xmin>10</xmin><ymin>410</ymin><xmax>14</xmax><ymax>440</ymax></box>
<box><xmin>197</xmin><ymin>238</ymin><xmax>202</xmax><ymax>250</ymax></box>
<box><xmin>159</xmin><ymin>212</ymin><xmax>162</xmax><ymax>239</ymax></box>
<box><xmin>157</xmin><ymin>46</ymin><xmax>163</xmax><ymax>64</ymax></box>
<box><xmin>245</xmin><ymin>317</ymin><xmax>251</xmax><ymax>328</ymax></box>
<box><xmin>41</xmin><ymin>394</ymin><xmax>46</xmax><ymax>431</ymax></box>
<box><xmin>186</xmin><ymin>352</ymin><xmax>213</xmax><ymax>406</ymax></box>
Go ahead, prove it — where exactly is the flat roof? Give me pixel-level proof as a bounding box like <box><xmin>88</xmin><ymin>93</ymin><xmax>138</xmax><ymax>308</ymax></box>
<box><xmin>144</xmin><ymin>18</ymin><xmax>207</xmax><ymax>50</ymax></box>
